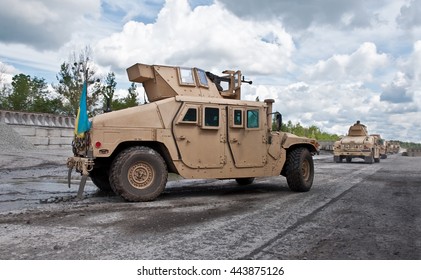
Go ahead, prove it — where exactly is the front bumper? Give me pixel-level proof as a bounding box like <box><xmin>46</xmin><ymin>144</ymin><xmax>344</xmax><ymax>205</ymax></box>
<box><xmin>333</xmin><ymin>150</ymin><xmax>371</xmax><ymax>157</ymax></box>
<box><xmin>67</xmin><ymin>156</ymin><xmax>94</xmax><ymax>176</ymax></box>
<box><xmin>67</xmin><ymin>156</ymin><xmax>95</xmax><ymax>199</ymax></box>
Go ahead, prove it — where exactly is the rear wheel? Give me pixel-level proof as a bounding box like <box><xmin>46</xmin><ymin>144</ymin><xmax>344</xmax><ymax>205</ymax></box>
<box><xmin>235</xmin><ymin>177</ymin><xmax>255</xmax><ymax>185</ymax></box>
<box><xmin>110</xmin><ymin>146</ymin><xmax>168</xmax><ymax>202</ymax></box>
<box><xmin>285</xmin><ymin>147</ymin><xmax>314</xmax><ymax>192</ymax></box>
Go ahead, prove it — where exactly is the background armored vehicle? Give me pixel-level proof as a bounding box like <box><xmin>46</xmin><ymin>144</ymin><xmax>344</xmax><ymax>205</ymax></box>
<box><xmin>67</xmin><ymin>63</ymin><xmax>318</xmax><ymax>202</ymax></box>
<box><xmin>333</xmin><ymin>121</ymin><xmax>380</xmax><ymax>164</ymax></box>
<box><xmin>387</xmin><ymin>141</ymin><xmax>401</xmax><ymax>154</ymax></box>
<box><xmin>371</xmin><ymin>134</ymin><xmax>387</xmax><ymax>159</ymax></box>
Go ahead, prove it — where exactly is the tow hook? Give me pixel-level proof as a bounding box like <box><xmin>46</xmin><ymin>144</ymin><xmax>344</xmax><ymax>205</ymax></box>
<box><xmin>67</xmin><ymin>157</ymin><xmax>94</xmax><ymax>199</ymax></box>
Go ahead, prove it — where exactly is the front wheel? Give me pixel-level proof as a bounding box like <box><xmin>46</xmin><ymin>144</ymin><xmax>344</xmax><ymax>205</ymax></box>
<box><xmin>285</xmin><ymin>148</ymin><xmax>314</xmax><ymax>192</ymax></box>
<box><xmin>89</xmin><ymin>167</ymin><xmax>113</xmax><ymax>192</ymax></box>
<box><xmin>334</xmin><ymin>156</ymin><xmax>342</xmax><ymax>163</ymax></box>
<box><xmin>110</xmin><ymin>146</ymin><xmax>168</xmax><ymax>202</ymax></box>
<box><xmin>365</xmin><ymin>153</ymin><xmax>374</xmax><ymax>164</ymax></box>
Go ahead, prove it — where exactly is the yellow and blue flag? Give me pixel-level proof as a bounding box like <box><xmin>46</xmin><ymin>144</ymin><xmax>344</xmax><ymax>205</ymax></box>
<box><xmin>74</xmin><ymin>81</ymin><xmax>91</xmax><ymax>137</ymax></box>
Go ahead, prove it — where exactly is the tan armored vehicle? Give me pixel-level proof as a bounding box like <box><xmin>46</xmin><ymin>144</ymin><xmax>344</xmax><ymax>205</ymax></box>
<box><xmin>67</xmin><ymin>63</ymin><xmax>318</xmax><ymax>201</ymax></box>
<box><xmin>371</xmin><ymin>134</ymin><xmax>387</xmax><ymax>159</ymax></box>
<box><xmin>387</xmin><ymin>141</ymin><xmax>400</xmax><ymax>154</ymax></box>
<box><xmin>333</xmin><ymin>121</ymin><xmax>380</xmax><ymax>163</ymax></box>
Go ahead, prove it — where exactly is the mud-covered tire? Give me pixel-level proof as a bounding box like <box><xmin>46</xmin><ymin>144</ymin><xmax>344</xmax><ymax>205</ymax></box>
<box><xmin>89</xmin><ymin>168</ymin><xmax>113</xmax><ymax>192</ymax></box>
<box><xmin>365</xmin><ymin>154</ymin><xmax>374</xmax><ymax>164</ymax></box>
<box><xmin>109</xmin><ymin>146</ymin><xmax>168</xmax><ymax>202</ymax></box>
<box><xmin>285</xmin><ymin>147</ymin><xmax>314</xmax><ymax>192</ymax></box>
<box><xmin>235</xmin><ymin>177</ymin><xmax>255</xmax><ymax>185</ymax></box>
<box><xmin>334</xmin><ymin>156</ymin><xmax>342</xmax><ymax>163</ymax></box>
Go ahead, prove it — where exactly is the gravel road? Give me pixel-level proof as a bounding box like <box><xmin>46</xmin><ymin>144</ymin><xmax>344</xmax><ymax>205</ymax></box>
<box><xmin>0</xmin><ymin>149</ymin><xmax>419</xmax><ymax>260</ymax></box>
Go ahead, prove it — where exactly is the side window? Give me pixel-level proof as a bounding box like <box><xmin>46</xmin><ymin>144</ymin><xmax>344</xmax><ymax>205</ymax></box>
<box><xmin>230</xmin><ymin>108</ymin><xmax>244</xmax><ymax>128</ymax></box>
<box><xmin>182</xmin><ymin>108</ymin><xmax>197</xmax><ymax>122</ymax></box>
<box><xmin>234</xmin><ymin>109</ymin><xmax>242</xmax><ymax>125</ymax></box>
<box><xmin>177</xmin><ymin>106</ymin><xmax>198</xmax><ymax>124</ymax></box>
<box><xmin>196</xmin><ymin>69</ymin><xmax>209</xmax><ymax>87</ymax></box>
<box><xmin>203</xmin><ymin>107</ymin><xmax>219</xmax><ymax>128</ymax></box>
<box><xmin>247</xmin><ymin>109</ymin><xmax>259</xmax><ymax>128</ymax></box>
<box><xmin>178</xmin><ymin>67</ymin><xmax>195</xmax><ymax>86</ymax></box>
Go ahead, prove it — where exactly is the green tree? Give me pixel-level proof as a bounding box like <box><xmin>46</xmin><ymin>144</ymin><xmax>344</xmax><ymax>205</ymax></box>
<box><xmin>99</xmin><ymin>81</ymin><xmax>139</xmax><ymax>112</ymax></box>
<box><xmin>0</xmin><ymin>74</ymin><xmax>64</xmax><ymax>114</ymax></box>
<box><xmin>113</xmin><ymin>83</ymin><xmax>139</xmax><ymax>110</ymax></box>
<box><xmin>0</xmin><ymin>86</ymin><xmax>8</xmax><ymax>109</ymax></box>
<box><xmin>93</xmin><ymin>72</ymin><xmax>117</xmax><ymax>113</ymax></box>
<box><xmin>0</xmin><ymin>82</ymin><xmax>11</xmax><ymax>110</ymax></box>
<box><xmin>0</xmin><ymin>66</ymin><xmax>9</xmax><ymax>109</ymax></box>
<box><xmin>9</xmin><ymin>74</ymin><xmax>31</xmax><ymax>111</ymax></box>
<box><xmin>122</xmin><ymin>82</ymin><xmax>138</xmax><ymax>108</ymax></box>
<box><xmin>271</xmin><ymin>118</ymin><xmax>340</xmax><ymax>141</ymax></box>
<box><xmin>54</xmin><ymin>47</ymin><xmax>99</xmax><ymax>116</ymax></box>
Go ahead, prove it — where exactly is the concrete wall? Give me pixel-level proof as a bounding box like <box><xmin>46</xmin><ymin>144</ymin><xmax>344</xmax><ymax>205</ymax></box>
<box><xmin>403</xmin><ymin>149</ymin><xmax>421</xmax><ymax>157</ymax></box>
<box><xmin>0</xmin><ymin>110</ymin><xmax>75</xmax><ymax>149</ymax></box>
<box><xmin>318</xmin><ymin>141</ymin><xmax>334</xmax><ymax>151</ymax></box>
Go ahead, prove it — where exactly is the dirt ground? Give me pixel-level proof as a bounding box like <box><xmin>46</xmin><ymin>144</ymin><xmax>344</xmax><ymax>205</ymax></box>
<box><xmin>0</xmin><ymin>149</ymin><xmax>419</xmax><ymax>260</ymax></box>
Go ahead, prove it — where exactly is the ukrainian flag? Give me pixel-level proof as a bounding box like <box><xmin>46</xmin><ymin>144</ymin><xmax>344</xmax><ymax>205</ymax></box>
<box><xmin>74</xmin><ymin>81</ymin><xmax>91</xmax><ymax>137</ymax></box>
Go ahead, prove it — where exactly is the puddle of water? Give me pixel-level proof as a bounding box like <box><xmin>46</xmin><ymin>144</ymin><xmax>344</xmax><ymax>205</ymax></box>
<box><xmin>0</xmin><ymin>180</ymin><xmax>97</xmax><ymax>212</ymax></box>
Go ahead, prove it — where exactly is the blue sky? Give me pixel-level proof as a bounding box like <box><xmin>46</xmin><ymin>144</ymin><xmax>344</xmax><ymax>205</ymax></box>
<box><xmin>0</xmin><ymin>0</ymin><xmax>420</xmax><ymax>142</ymax></box>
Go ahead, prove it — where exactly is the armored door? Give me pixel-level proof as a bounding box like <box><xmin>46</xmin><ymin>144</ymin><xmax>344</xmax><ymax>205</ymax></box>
<box><xmin>173</xmin><ymin>103</ymin><xmax>226</xmax><ymax>169</ymax></box>
<box><xmin>227</xmin><ymin>106</ymin><xmax>267</xmax><ymax>167</ymax></box>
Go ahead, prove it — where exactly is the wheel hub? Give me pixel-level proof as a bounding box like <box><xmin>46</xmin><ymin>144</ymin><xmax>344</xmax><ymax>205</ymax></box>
<box><xmin>128</xmin><ymin>162</ymin><xmax>154</xmax><ymax>189</ymax></box>
<box><xmin>302</xmin><ymin>160</ymin><xmax>310</xmax><ymax>181</ymax></box>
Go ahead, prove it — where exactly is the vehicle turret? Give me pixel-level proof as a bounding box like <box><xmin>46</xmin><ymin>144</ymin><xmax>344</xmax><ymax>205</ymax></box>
<box><xmin>347</xmin><ymin>120</ymin><xmax>368</xmax><ymax>137</ymax></box>
<box><xmin>126</xmin><ymin>63</ymin><xmax>250</xmax><ymax>101</ymax></box>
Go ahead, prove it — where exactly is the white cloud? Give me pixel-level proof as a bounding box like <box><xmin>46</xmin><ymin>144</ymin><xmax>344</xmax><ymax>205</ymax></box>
<box><xmin>380</xmin><ymin>72</ymin><xmax>412</xmax><ymax>103</ymax></box>
<box><xmin>398</xmin><ymin>40</ymin><xmax>421</xmax><ymax>83</ymax></box>
<box><xmin>217</xmin><ymin>0</ymin><xmax>392</xmax><ymax>30</ymax></box>
<box><xmin>305</xmin><ymin>42</ymin><xmax>389</xmax><ymax>82</ymax></box>
<box><xmin>0</xmin><ymin>0</ymin><xmax>101</xmax><ymax>50</ymax></box>
<box><xmin>102</xmin><ymin>0</ymin><xmax>165</xmax><ymax>22</ymax></box>
<box><xmin>0</xmin><ymin>62</ymin><xmax>17</xmax><ymax>85</ymax></box>
<box><xmin>94</xmin><ymin>0</ymin><xmax>295</xmax><ymax>76</ymax></box>
<box><xmin>396</xmin><ymin>0</ymin><xmax>421</xmax><ymax>29</ymax></box>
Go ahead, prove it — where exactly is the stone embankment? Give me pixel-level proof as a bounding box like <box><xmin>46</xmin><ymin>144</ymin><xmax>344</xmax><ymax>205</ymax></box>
<box><xmin>0</xmin><ymin>110</ymin><xmax>75</xmax><ymax>150</ymax></box>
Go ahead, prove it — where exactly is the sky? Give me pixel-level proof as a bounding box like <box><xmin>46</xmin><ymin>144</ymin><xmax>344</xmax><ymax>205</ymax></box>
<box><xmin>0</xmin><ymin>0</ymin><xmax>420</xmax><ymax>142</ymax></box>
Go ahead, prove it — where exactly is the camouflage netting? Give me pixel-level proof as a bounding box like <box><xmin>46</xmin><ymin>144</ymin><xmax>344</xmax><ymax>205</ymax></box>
<box><xmin>0</xmin><ymin>122</ymin><xmax>35</xmax><ymax>152</ymax></box>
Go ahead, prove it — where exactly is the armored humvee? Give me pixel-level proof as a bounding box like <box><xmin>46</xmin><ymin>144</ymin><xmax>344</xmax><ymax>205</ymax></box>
<box><xmin>333</xmin><ymin>121</ymin><xmax>380</xmax><ymax>164</ymax></box>
<box><xmin>371</xmin><ymin>134</ymin><xmax>387</xmax><ymax>159</ymax></box>
<box><xmin>67</xmin><ymin>63</ymin><xmax>318</xmax><ymax>202</ymax></box>
<box><xmin>387</xmin><ymin>141</ymin><xmax>400</xmax><ymax>154</ymax></box>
